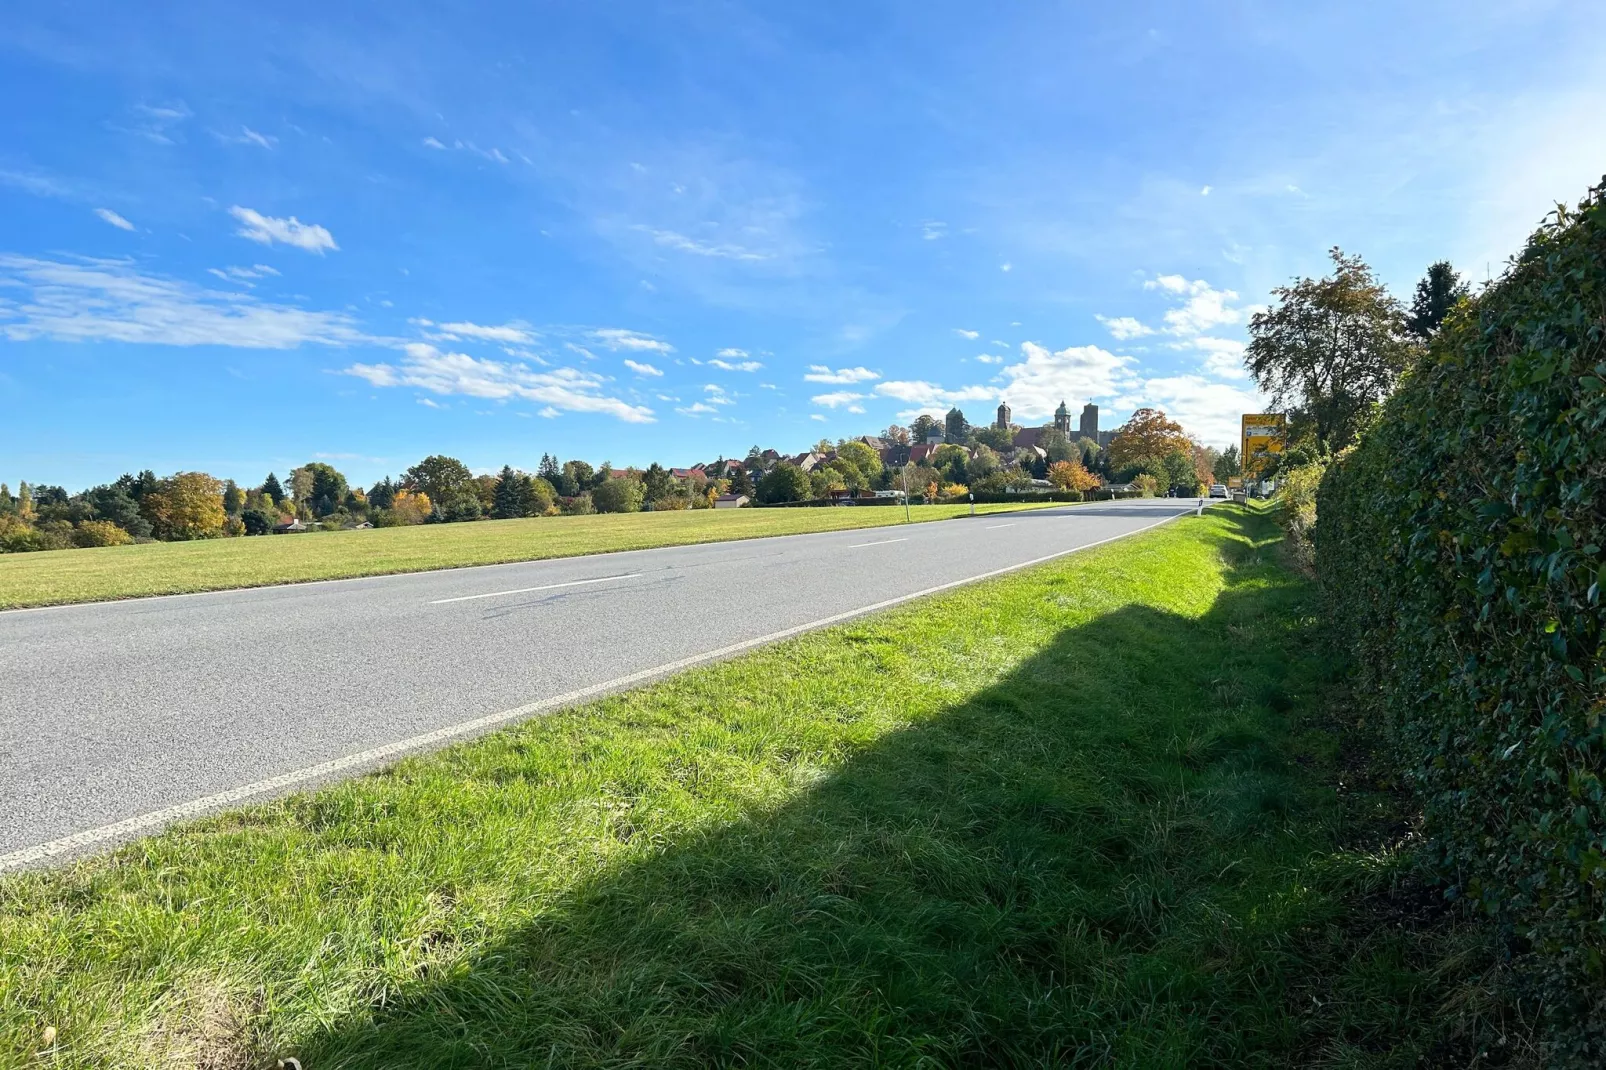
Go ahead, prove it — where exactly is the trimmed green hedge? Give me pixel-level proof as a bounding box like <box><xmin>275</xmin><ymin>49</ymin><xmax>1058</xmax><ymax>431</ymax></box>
<box><xmin>1316</xmin><ymin>183</ymin><xmax>1606</xmax><ymax>1061</ymax></box>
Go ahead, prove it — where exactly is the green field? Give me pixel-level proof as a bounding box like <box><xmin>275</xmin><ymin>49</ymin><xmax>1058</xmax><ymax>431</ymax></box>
<box><xmin>0</xmin><ymin>506</ymin><xmax>1502</xmax><ymax>1067</ymax></box>
<box><xmin>0</xmin><ymin>501</ymin><xmax>1066</xmax><ymax>610</ymax></box>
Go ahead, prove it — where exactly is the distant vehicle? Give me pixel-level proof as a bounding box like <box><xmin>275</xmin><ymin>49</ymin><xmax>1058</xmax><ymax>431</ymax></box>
<box><xmin>1209</xmin><ymin>484</ymin><xmax>1228</xmax><ymax>498</ymax></box>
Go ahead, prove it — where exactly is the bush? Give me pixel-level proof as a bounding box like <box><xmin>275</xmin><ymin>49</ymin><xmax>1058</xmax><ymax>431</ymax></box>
<box><xmin>592</xmin><ymin>479</ymin><xmax>644</xmax><ymax>514</ymax></box>
<box><xmin>561</xmin><ymin>493</ymin><xmax>595</xmax><ymax>516</ymax></box>
<box><xmin>73</xmin><ymin>519</ymin><xmax>134</xmax><ymax>547</ymax></box>
<box><xmin>1315</xmin><ymin>181</ymin><xmax>1606</xmax><ymax>1063</ymax></box>
<box><xmin>1273</xmin><ymin>462</ymin><xmax>1325</xmax><ymax>569</ymax></box>
<box><xmin>241</xmin><ymin>507</ymin><xmax>277</xmax><ymax>536</ymax></box>
<box><xmin>1131</xmin><ymin>473</ymin><xmax>1159</xmax><ymax>496</ymax></box>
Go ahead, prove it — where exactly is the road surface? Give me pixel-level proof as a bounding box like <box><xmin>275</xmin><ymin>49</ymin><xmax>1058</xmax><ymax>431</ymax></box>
<box><xmin>0</xmin><ymin>498</ymin><xmax>1202</xmax><ymax>867</ymax></box>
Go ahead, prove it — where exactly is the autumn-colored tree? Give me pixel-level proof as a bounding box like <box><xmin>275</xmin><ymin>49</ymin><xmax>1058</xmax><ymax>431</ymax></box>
<box><xmin>391</xmin><ymin>489</ymin><xmax>432</xmax><ymax>525</ymax></box>
<box><xmin>1048</xmin><ymin>459</ymin><xmax>1100</xmax><ymax>492</ymax></box>
<box><xmin>73</xmin><ymin>520</ymin><xmax>134</xmax><ymax>547</ymax></box>
<box><xmin>142</xmin><ymin>472</ymin><xmax>226</xmax><ymax>540</ymax></box>
<box><xmin>1106</xmin><ymin>408</ymin><xmax>1190</xmax><ymax>473</ymax></box>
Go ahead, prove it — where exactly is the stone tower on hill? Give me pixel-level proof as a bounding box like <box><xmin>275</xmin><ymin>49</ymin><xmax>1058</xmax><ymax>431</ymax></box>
<box><xmin>995</xmin><ymin>401</ymin><xmax>1011</xmax><ymax>429</ymax></box>
<box><xmin>1080</xmin><ymin>403</ymin><xmax>1098</xmax><ymax>441</ymax></box>
<box><xmin>1053</xmin><ymin>400</ymin><xmax>1071</xmax><ymax>434</ymax></box>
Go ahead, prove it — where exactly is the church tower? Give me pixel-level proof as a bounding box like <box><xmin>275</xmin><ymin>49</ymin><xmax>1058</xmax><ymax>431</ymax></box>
<box><xmin>1079</xmin><ymin>403</ymin><xmax>1099</xmax><ymax>441</ymax></box>
<box><xmin>995</xmin><ymin>401</ymin><xmax>1011</xmax><ymax>430</ymax></box>
<box><xmin>1053</xmin><ymin>400</ymin><xmax>1071</xmax><ymax>434</ymax></box>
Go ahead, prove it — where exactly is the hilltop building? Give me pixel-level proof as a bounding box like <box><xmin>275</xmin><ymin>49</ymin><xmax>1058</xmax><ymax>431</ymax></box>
<box><xmin>995</xmin><ymin>401</ymin><xmax>1012</xmax><ymax>429</ymax></box>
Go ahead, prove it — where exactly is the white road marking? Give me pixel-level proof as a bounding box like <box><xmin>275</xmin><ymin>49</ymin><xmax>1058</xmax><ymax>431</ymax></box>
<box><xmin>0</xmin><ymin>506</ymin><xmax>1195</xmax><ymax>871</ymax></box>
<box><xmin>427</xmin><ymin>573</ymin><xmax>641</xmax><ymax>604</ymax></box>
<box><xmin>848</xmin><ymin>537</ymin><xmax>908</xmax><ymax>548</ymax></box>
<box><xmin>985</xmin><ymin>523</ymin><xmax>1015</xmax><ymax>530</ymax></box>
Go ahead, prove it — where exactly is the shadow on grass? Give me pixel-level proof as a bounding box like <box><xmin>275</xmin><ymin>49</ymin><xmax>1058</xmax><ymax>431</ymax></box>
<box><xmin>284</xmin><ymin>512</ymin><xmax>1408</xmax><ymax>1068</ymax></box>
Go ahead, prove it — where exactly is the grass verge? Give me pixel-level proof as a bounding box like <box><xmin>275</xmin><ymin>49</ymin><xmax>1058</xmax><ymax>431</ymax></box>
<box><xmin>0</xmin><ymin>507</ymin><xmax>1508</xmax><ymax>1067</ymax></box>
<box><xmin>0</xmin><ymin>501</ymin><xmax>1068</xmax><ymax>610</ymax></box>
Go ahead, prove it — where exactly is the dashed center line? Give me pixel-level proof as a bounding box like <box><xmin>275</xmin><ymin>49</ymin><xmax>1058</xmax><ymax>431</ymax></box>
<box><xmin>985</xmin><ymin>523</ymin><xmax>1015</xmax><ymax>530</ymax></box>
<box><xmin>847</xmin><ymin>537</ymin><xmax>909</xmax><ymax>548</ymax></box>
<box><xmin>428</xmin><ymin>573</ymin><xmax>642</xmax><ymax>604</ymax></box>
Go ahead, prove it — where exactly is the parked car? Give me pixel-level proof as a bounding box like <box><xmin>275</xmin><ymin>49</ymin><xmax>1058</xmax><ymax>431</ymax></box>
<box><xmin>1209</xmin><ymin>484</ymin><xmax>1228</xmax><ymax>498</ymax></box>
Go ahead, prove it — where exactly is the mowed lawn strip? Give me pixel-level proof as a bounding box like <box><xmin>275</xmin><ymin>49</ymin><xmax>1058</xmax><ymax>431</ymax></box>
<box><xmin>0</xmin><ymin>508</ymin><xmax>1459</xmax><ymax>1067</ymax></box>
<box><xmin>0</xmin><ymin>500</ymin><xmax>1072</xmax><ymax>610</ymax></box>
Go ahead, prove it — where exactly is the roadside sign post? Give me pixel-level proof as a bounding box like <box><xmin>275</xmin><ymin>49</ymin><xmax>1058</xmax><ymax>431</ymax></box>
<box><xmin>969</xmin><ymin>492</ymin><xmax>974</xmax><ymax>517</ymax></box>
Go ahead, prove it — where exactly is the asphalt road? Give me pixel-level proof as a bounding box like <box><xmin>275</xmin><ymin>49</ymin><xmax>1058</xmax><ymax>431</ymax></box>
<box><xmin>0</xmin><ymin>498</ymin><xmax>1202</xmax><ymax>867</ymax></box>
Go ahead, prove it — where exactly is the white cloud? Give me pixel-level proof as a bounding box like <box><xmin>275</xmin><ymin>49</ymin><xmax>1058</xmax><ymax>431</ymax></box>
<box><xmin>1125</xmin><ymin>374</ymin><xmax>1266</xmax><ymax>448</ymax></box>
<box><xmin>93</xmin><ymin>208</ymin><xmax>135</xmax><ymax>231</ymax></box>
<box><xmin>953</xmin><ymin>328</ymin><xmax>980</xmax><ymax>340</ymax></box>
<box><xmin>810</xmin><ymin>390</ymin><xmax>868</xmax><ymax>408</ymax></box>
<box><xmin>677</xmin><ymin>401</ymin><xmax>718</xmax><ymax>416</ymax></box>
<box><xmin>804</xmin><ymin>364</ymin><xmax>879</xmax><ymax>384</ymax></box>
<box><xmin>709</xmin><ymin>358</ymin><xmax>763</xmax><ymax>371</ymax></box>
<box><xmin>703</xmin><ymin>383</ymin><xmax>735</xmax><ymax>405</ymax></box>
<box><xmin>759</xmin><ymin>382</ymin><xmax>777</xmax><ymax>389</ymax></box>
<box><xmin>810</xmin><ymin>413</ymin><xmax>827</xmax><ymax>422</ymax></box>
<box><xmin>0</xmin><ymin>255</ymin><xmax>370</xmax><ymax>348</ymax></box>
<box><xmin>1185</xmin><ymin>337</ymin><xmax>1249</xmax><ymax>379</ymax></box>
<box><xmin>1200</xmin><ymin>185</ymin><xmax>1212</xmax><ymax>196</ymax></box>
<box><xmin>423</xmin><ymin>136</ymin><xmax>447</xmax><ymax>150</ymax></box>
<box><xmin>207</xmin><ymin>264</ymin><xmax>280</xmax><ymax>285</ymax></box>
<box><xmin>1000</xmin><ymin>262</ymin><xmax>1013</xmax><ymax>272</ymax></box>
<box><xmin>343</xmin><ymin>342</ymin><xmax>654</xmax><ymax>423</ymax></box>
<box><xmin>873</xmin><ymin>379</ymin><xmax>998</xmax><ymax>417</ymax></box>
<box><xmin>716</xmin><ymin>347</ymin><xmax>748</xmax><ymax>358</ymax></box>
<box><xmin>922</xmin><ymin>221</ymin><xmax>947</xmax><ymax>240</ymax></box>
<box><xmin>986</xmin><ymin>342</ymin><xmax>1135</xmax><ymax>422</ymax></box>
<box><xmin>1095</xmin><ymin>314</ymin><xmax>1154</xmax><ymax>340</ymax></box>
<box><xmin>624</xmin><ymin>359</ymin><xmax>663</xmax><ymax>376</ymax></box>
<box><xmin>590</xmin><ymin>327</ymin><xmax>674</xmax><ymax>353</ymax></box>
<box><xmin>1142</xmin><ymin>275</ymin><xmax>1244</xmax><ymax>335</ymax></box>
<box><xmin>229</xmin><ymin>206</ymin><xmax>337</xmax><ymax>254</ymax></box>
<box><xmin>432</xmin><ymin>320</ymin><xmax>534</xmax><ymax>344</ymax></box>
<box><xmin>975</xmin><ymin>354</ymin><xmax>1004</xmax><ymax>365</ymax></box>
<box><xmin>538</xmin><ymin>405</ymin><xmax>561</xmax><ymax>418</ymax></box>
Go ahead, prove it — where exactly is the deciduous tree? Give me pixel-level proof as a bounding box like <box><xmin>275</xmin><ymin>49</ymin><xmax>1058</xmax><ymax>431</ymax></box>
<box><xmin>1245</xmin><ymin>248</ymin><xmax>1413</xmax><ymax>450</ymax></box>
<box><xmin>1106</xmin><ymin>408</ymin><xmax>1190</xmax><ymax>474</ymax></box>
<box><xmin>405</xmin><ymin>455</ymin><xmax>474</xmax><ymax>506</ymax></box>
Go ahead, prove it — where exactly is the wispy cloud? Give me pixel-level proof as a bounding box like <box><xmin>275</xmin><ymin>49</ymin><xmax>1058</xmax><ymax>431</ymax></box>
<box><xmin>639</xmin><ymin>226</ymin><xmax>770</xmax><ymax>261</ymax></box>
<box><xmin>922</xmin><ymin>221</ymin><xmax>948</xmax><ymax>241</ymax></box>
<box><xmin>0</xmin><ymin>255</ymin><xmax>370</xmax><ymax>348</ymax></box>
<box><xmin>93</xmin><ymin>208</ymin><xmax>135</xmax><ymax>231</ymax></box>
<box><xmin>1095</xmin><ymin>314</ymin><xmax>1154</xmax><ymax>340</ymax></box>
<box><xmin>810</xmin><ymin>390</ymin><xmax>867</xmax><ymax>409</ymax></box>
<box><xmin>676</xmin><ymin>401</ymin><xmax>719</xmax><ymax>416</ymax></box>
<box><xmin>216</xmin><ymin>126</ymin><xmax>276</xmax><ymax>149</ymax></box>
<box><xmin>420</xmin><ymin>136</ymin><xmax>509</xmax><ymax>163</ymax></box>
<box><xmin>624</xmin><ymin>358</ymin><xmax>663</xmax><ymax>376</ymax></box>
<box><xmin>428</xmin><ymin>320</ymin><xmax>535</xmax><ymax>344</ymax></box>
<box><xmin>589</xmin><ymin>327</ymin><xmax>673</xmax><ymax>353</ymax></box>
<box><xmin>709</xmin><ymin>357</ymin><xmax>763</xmax><ymax>371</ymax></box>
<box><xmin>953</xmin><ymin>328</ymin><xmax>980</xmax><ymax>340</ymax></box>
<box><xmin>344</xmin><ymin>342</ymin><xmax>654</xmax><ymax>423</ymax></box>
<box><xmin>230</xmin><ymin>206</ymin><xmax>338</xmax><ymax>254</ymax></box>
<box><xmin>803</xmin><ymin>364</ymin><xmax>878</xmax><ymax>384</ymax></box>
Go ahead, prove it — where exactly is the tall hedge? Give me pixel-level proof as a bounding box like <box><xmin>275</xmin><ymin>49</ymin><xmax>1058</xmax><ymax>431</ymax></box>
<box><xmin>1316</xmin><ymin>182</ymin><xmax>1606</xmax><ymax>1061</ymax></box>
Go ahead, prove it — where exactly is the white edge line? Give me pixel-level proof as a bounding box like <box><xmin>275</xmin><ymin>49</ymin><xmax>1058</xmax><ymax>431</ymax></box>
<box><xmin>427</xmin><ymin>573</ymin><xmax>641</xmax><ymax>604</ymax></box>
<box><xmin>0</xmin><ymin>505</ymin><xmax>1206</xmax><ymax>870</ymax></box>
<box><xmin>847</xmin><ymin>537</ymin><xmax>908</xmax><ymax>548</ymax></box>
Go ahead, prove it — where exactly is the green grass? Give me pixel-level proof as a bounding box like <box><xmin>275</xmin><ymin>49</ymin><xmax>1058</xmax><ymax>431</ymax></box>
<box><xmin>0</xmin><ymin>507</ymin><xmax>1506</xmax><ymax>1068</ymax></box>
<box><xmin>0</xmin><ymin>501</ymin><xmax>1069</xmax><ymax>610</ymax></box>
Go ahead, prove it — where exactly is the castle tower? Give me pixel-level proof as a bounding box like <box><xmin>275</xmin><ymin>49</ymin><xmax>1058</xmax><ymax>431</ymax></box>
<box><xmin>995</xmin><ymin>401</ymin><xmax>1011</xmax><ymax>430</ymax></box>
<box><xmin>1079</xmin><ymin>403</ymin><xmax>1098</xmax><ymax>441</ymax></box>
<box><xmin>1053</xmin><ymin>400</ymin><xmax>1071</xmax><ymax>434</ymax></box>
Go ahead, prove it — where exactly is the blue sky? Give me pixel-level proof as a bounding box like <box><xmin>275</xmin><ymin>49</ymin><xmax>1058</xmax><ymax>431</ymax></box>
<box><xmin>3</xmin><ymin>1</ymin><xmax>1603</xmax><ymax>490</ymax></box>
